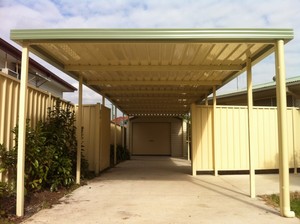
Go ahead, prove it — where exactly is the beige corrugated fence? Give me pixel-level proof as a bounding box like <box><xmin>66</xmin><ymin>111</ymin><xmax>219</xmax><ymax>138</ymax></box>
<box><xmin>192</xmin><ymin>105</ymin><xmax>300</xmax><ymax>172</ymax></box>
<box><xmin>0</xmin><ymin>72</ymin><xmax>73</xmax><ymax>181</ymax></box>
<box><xmin>80</xmin><ymin>104</ymin><xmax>112</xmax><ymax>172</ymax></box>
<box><xmin>110</xmin><ymin>122</ymin><xmax>122</xmax><ymax>146</ymax></box>
<box><xmin>0</xmin><ymin>70</ymin><xmax>122</xmax><ymax>179</ymax></box>
<box><xmin>0</xmin><ymin>72</ymin><xmax>73</xmax><ymax>149</ymax></box>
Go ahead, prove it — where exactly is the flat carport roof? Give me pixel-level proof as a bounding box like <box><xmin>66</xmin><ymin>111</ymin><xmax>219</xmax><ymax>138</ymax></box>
<box><xmin>11</xmin><ymin>28</ymin><xmax>293</xmax><ymax>116</ymax></box>
<box><xmin>10</xmin><ymin>28</ymin><xmax>294</xmax><ymax>217</ymax></box>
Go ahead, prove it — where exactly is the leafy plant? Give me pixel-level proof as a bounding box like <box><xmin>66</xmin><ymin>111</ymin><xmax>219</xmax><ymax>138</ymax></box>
<box><xmin>0</xmin><ymin>181</ymin><xmax>14</xmax><ymax>218</ymax></box>
<box><xmin>110</xmin><ymin>144</ymin><xmax>130</xmax><ymax>166</ymax></box>
<box><xmin>0</xmin><ymin>144</ymin><xmax>17</xmax><ymax>193</ymax></box>
<box><xmin>1</xmin><ymin>101</ymin><xmax>89</xmax><ymax>193</ymax></box>
<box><xmin>0</xmin><ymin>144</ymin><xmax>16</xmax><ymax>218</ymax></box>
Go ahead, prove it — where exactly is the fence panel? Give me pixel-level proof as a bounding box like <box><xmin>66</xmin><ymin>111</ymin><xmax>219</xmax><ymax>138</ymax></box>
<box><xmin>110</xmin><ymin>123</ymin><xmax>122</xmax><ymax>146</ymax></box>
<box><xmin>192</xmin><ymin>106</ymin><xmax>214</xmax><ymax>171</ymax></box>
<box><xmin>0</xmin><ymin>72</ymin><xmax>73</xmax><ymax>181</ymax></box>
<box><xmin>81</xmin><ymin>104</ymin><xmax>99</xmax><ymax>171</ymax></box>
<box><xmin>100</xmin><ymin>106</ymin><xmax>111</xmax><ymax>171</ymax></box>
<box><xmin>193</xmin><ymin>105</ymin><xmax>300</xmax><ymax>172</ymax></box>
<box><xmin>80</xmin><ymin>104</ymin><xmax>111</xmax><ymax>173</ymax></box>
<box><xmin>215</xmin><ymin>106</ymin><xmax>249</xmax><ymax>170</ymax></box>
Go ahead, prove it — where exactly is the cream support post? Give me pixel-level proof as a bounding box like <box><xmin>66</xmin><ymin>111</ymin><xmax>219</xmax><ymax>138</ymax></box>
<box><xmin>122</xmin><ymin>113</ymin><xmax>125</xmax><ymax>148</ymax></box>
<box><xmin>275</xmin><ymin>40</ymin><xmax>295</xmax><ymax>218</ymax></box>
<box><xmin>102</xmin><ymin>96</ymin><xmax>105</xmax><ymax>106</ymax></box>
<box><xmin>247</xmin><ymin>58</ymin><xmax>255</xmax><ymax>198</ymax></box>
<box><xmin>94</xmin><ymin>103</ymin><xmax>100</xmax><ymax>175</ymax></box>
<box><xmin>187</xmin><ymin>119</ymin><xmax>190</xmax><ymax>161</ymax></box>
<box><xmin>76</xmin><ymin>76</ymin><xmax>83</xmax><ymax>184</ymax></box>
<box><xmin>212</xmin><ymin>86</ymin><xmax>217</xmax><ymax>176</ymax></box>
<box><xmin>191</xmin><ymin>103</ymin><xmax>197</xmax><ymax>176</ymax></box>
<box><xmin>16</xmin><ymin>44</ymin><xmax>29</xmax><ymax>216</ymax></box>
<box><xmin>114</xmin><ymin>106</ymin><xmax>117</xmax><ymax>165</ymax></box>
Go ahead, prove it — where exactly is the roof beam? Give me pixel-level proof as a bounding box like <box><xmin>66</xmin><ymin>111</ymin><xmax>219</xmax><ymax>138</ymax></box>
<box><xmin>88</xmin><ymin>80</ymin><xmax>221</xmax><ymax>86</ymax></box>
<box><xmin>112</xmin><ymin>95</ymin><xmax>199</xmax><ymax>100</ymax></box>
<box><xmin>120</xmin><ymin>106</ymin><xmax>189</xmax><ymax>110</ymax></box>
<box><xmin>127</xmin><ymin>113</ymin><xmax>188</xmax><ymax>116</ymax></box>
<box><xmin>102</xmin><ymin>89</ymin><xmax>208</xmax><ymax>94</ymax></box>
<box><xmin>124</xmin><ymin>109</ymin><xmax>189</xmax><ymax>114</ymax></box>
<box><xmin>123</xmin><ymin>110</ymin><xmax>189</xmax><ymax>114</ymax></box>
<box><xmin>117</xmin><ymin>102</ymin><xmax>194</xmax><ymax>106</ymax></box>
<box><xmin>65</xmin><ymin>64</ymin><xmax>242</xmax><ymax>72</ymax></box>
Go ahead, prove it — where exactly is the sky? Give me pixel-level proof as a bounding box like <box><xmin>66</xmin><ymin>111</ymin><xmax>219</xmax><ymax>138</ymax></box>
<box><xmin>0</xmin><ymin>0</ymin><xmax>300</xmax><ymax>111</ymax></box>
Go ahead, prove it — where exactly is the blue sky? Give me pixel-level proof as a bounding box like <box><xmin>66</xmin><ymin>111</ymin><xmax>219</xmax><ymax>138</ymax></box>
<box><xmin>0</xmin><ymin>0</ymin><xmax>300</xmax><ymax>106</ymax></box>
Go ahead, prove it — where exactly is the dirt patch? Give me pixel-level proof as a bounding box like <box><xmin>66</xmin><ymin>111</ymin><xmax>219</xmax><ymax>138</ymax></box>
<box><xmin>0</xmin><ymin>184</ymin><xmax>80</xmax><ymax>224</ymax></box>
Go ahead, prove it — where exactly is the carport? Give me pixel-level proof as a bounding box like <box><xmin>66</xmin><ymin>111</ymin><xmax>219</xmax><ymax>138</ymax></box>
<box><xmin>10</xmin><ymin>28</ymin><xmax>294</xmax><ymax>217</ymax></box>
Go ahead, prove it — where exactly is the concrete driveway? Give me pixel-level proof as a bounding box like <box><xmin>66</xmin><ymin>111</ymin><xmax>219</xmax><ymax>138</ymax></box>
<box><xmin>23</xmin><ymin>156</ymin><xmax>300</xmax><ymax>224</ymax></box>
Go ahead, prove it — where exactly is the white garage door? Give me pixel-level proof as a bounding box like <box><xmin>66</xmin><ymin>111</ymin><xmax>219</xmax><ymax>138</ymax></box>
<box><xmin>132</xmin><ymin>122</ymin><xmax>171</xmax><ymax>155</ymax></box>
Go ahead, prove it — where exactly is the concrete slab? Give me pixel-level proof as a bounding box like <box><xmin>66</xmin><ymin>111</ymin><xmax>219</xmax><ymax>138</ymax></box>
<box><xmin>23</xmin><ymin>156</ymin><xmax>300</xmax><ymax>224</ymax></box>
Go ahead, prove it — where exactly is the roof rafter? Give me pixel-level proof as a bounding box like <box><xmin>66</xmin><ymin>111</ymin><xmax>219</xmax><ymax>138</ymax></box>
<box><xmin>102</xmin><ymin>89</ymin><xmax>208</xmax><ymax>94</ymax></box>
<box><xmin>117</xmin><ymin>101</ymin><xmax>194</xmax><ymax>106</ymax></box>
<box><xmin>112</xmin><ymin>95</ymin><xmax>199</xmax><ymax>100</ymax></box>
<box><xmin>88</xmin><ymin>80</ymin><xmax>221</xmax><ymax>86</ymax></box>
<box><xmin>65</xmin><ymin>64</ymin><xmax>242</xmax><ymax>72</ymax></box>
<box><xmin>120</xmin><ymin>105</ymin><xmax>189</xmax><ymax>109</ymax></box>
<box><xmin>125</xmin><ymin>109</ymin><xmax>189</xmax><ymax>113</ymax></box>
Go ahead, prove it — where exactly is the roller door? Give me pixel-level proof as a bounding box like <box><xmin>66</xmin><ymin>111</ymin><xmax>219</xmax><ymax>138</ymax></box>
<box><xmin>132</xmin><ymin>122</ymin><xmax>171</xmax><ymax>155</ymax></box>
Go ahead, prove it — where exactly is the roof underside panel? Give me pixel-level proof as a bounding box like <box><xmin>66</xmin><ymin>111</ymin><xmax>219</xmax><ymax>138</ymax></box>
<box><xmin>10</xmin><ymin>28</ymin><xmax>294</xmax><ymax>116</ymax></box>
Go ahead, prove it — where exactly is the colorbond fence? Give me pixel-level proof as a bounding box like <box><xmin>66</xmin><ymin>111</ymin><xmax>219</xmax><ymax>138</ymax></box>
<box><xmin>81</xmin><ymin>104</ymin><xmax>112</xmax><ymax>173</ymax></box>
<box><xmin>110</xmin><ymin>122</ymin><xmax>122</xmax><ymax>146</ymax></box>
<box><xmin>0</xmin><ymin>72</ymin><xmax>72</xmax><ymax>151</ymax></box>
<box><xmin>0</xmin><ymin>72</ymin><xmax>121</xmax><ymax>178</ymax></box>
<box><xmin>81</xmin><ymin>104</ymin><xmax>125</xmax><ymax>173</ymax></box>
<box><xmin>192</xmin><ymin>105</ymin><xmax>300</xmax><ymax>172</ymax></box>
<box><xmin>0</xmin><ymin>72</ymin><xmax>73</xmax><ymax>181</ymax></box>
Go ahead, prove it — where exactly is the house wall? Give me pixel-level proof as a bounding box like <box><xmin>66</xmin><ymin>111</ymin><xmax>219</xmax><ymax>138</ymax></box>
<box><xmin>215</xmin><ymin>95</ymin><xmax>295</xmax><ymax>107</ymax></box>
<box><xmin>294</xmin><ymin>99</ymin><xmax>300</xmax><ymax>107</ymax></box>
<box><xmin>192</xmin><ymin>105</ymin><xmax>300</xmax><ymax>172</ymax></box>
<box><xmin>32</xmin><ymin>81</ymin><xmax>64</xmax><ymax>98</ymax></box>
<box><xmin>0</xmin><ymin>48</ymin><xmax>68</xmax><ymax>98</ymax></box>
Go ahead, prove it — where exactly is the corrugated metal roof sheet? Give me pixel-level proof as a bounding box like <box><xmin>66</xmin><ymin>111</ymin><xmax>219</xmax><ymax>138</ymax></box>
<box><xmin>10</xmin><ymin>28</ymin><xmax>294</xmax><ymax>116</ymax></box>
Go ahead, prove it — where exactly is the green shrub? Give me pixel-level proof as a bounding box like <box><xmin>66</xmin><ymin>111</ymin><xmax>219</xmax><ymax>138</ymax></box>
<box><xmin>0</xmin><ymin>144</ymin><xmax>17</xmax><ymax>181</ymax></box>
<box><xmin>0</xmin><ymin>101</ymin><xmax>89</xmax><ymax>193</ymax></box>
<box><xmin>0</xmin><ymin>179</ymin><xmax>14</xmax><ymax>218</ymax></box>
<box><xmin>110</xmin><ymin>144</ymin><xmax>130</xmax><ymax>165</ymax></box>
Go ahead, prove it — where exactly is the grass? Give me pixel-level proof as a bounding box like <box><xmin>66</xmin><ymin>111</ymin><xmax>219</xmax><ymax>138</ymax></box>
<box><xmin>260</xmin><ymin>191</ymin><xmax>300</xmax><ymax>218</ymax></box>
